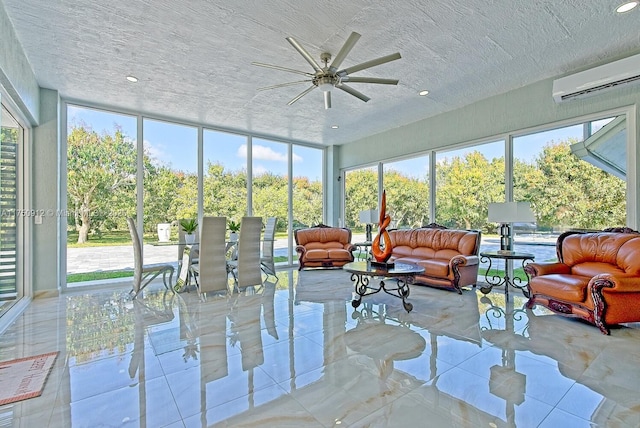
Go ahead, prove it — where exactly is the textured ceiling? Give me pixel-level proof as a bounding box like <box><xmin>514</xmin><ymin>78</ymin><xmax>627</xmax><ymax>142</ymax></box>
<box><xmin>3</xmin><ymin>0</ymin><xmax>640</xmax><ymax>146</ymax></box>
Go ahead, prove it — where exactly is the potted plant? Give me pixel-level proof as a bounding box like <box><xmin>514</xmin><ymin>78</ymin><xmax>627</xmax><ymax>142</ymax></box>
<box><xmin>180</xmin><ymin>218</ymin><xmax>198</xmax><ymax>244</ymax></box>
<box><xmin>228</xmin><ymin>220</ymin><xmax>241</xmax><ymax>241</ymax></box>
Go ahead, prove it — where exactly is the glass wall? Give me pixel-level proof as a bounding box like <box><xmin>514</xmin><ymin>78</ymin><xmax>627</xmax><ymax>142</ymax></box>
<box><xmin>65</xmin><ymin>105</ymin><xmax>323</xmax><ymax>285</ymax></box>
<box><xmin>512</xmin><ymin>116</ymin><xmax>626</xmax><ymax>263</ymax></box>
<box><xmin>344</xmin><ymin>166</ymin><xmax>378</xmax><ymax>237</ymax></box>
<box><xmin>383</xmin><ymin>155</ymin><xmax>430</xmax><ymax>229</ymax></box>
<box><xmin>435</xmin><ymin>141</ymin><xmax>504</xmax><ymax>231</ymax></box>
<box><xmin>203</xmin><ymin>130</ymin><xmax>248</xmax><ymax>225</ymax></box>
<box><xmin>292</xmin><ymin>145</ymin><xmax>323</xmax><ymax>262</ymax></box>
<box><xmin>66</xmin><ymin>106</ymin><xmax>137</xmax><ymax>285</ymax></box>
<box><xmin>142</xmin><ymin>119</ymin><xmax>198</xmax><ymax>228</ymax></box>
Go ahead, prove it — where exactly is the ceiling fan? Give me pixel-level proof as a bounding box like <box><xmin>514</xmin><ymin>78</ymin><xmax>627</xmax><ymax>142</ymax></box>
<box><xmin>252</xmin><ymin>32</ymin><xmax>401</xmax><ymax>109</ymax></box>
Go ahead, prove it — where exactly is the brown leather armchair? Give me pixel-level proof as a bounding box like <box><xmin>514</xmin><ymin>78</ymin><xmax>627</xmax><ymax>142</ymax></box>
<box><xmin>294</xmin><ymin>224</ymin><xmax>355</xmax><ymax>270</ymax></box>
<box><xmin>524</xmin><ymin>227</ymin><xmax>640</xmax><ymax>334</ymax></box>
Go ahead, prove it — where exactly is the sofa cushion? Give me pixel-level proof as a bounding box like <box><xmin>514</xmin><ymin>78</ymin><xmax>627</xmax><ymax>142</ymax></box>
<box><xmin>327</xmin><ymin>249</ymin><xmax>353</xmax><ymax>261</ymax></box>
<box><xmin>571</xmin><ymin>262</ymin><xmax>625</xmax><ymax>278</ymax></box>
<box><xmin>418</xmin><ymin>259</ymin><xmax>450</xmax><ymax>278</ymax></box>
<box><xmin>304</xmin><ymin>248</ymin><xmax>351</xmax><ymax>261</ymax></box>
<box><xmin>305</xmin><ymin>241</ymin><xmax>346</xmax><ymax>250</ymax></box>
<box><xmin>530</xmin><ymin>273</ymin><xmax>590</xmax><ymax>302</ymax></box>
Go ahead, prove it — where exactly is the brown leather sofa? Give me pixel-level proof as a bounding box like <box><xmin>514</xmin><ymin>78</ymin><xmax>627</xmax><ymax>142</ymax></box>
<box><xmin>524</xmin><ymin>228</ymin><xmax>640</xmax><ymax>335</ymax></box>
<box><xmin>388</xmin><ymin>224</ymin><xmax>481</xmax><ymax>293</ymax></box>
<box><xmin>294</xmin><ymin>224</ymin><xmax>355</xmax><ymax>270</ymax></box>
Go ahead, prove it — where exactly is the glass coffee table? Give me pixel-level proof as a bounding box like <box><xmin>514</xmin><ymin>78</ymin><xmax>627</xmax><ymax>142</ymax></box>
<box><xmin>343</xmin><ymin>261</ymin><xmax>425</xmax><ymax>312</ymax></box>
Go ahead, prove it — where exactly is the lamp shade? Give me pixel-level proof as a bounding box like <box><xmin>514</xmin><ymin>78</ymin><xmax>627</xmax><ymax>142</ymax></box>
<box><xmin>488</xmin><ymin>202</ymin><xmax>535</xmax><ymax>223</ymax></box>
<box><xmin>359</xmin><ymin>209</ymin><xmax>379</xmax><ymax>224</ymax></box>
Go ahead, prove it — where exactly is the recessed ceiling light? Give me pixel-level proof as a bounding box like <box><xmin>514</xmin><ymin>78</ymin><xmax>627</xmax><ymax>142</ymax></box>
<box><xmin>126</xmin><ymin>75</ymin><xmax>138</xmax><ymax>83</ymax></box>
<box><xmin>331</xmin><ymin>125</ymin><xmax>339</xmax><ymax>129</ymax></box>
<box><xmin>418</xmin><ymin>90</ymin><xmax>429</xmax><ymax>96</ymax></box>
<box><xmin>616</xmin><ymin>1</ymin><xmax>638</xmax><ymax>13</ymax></box>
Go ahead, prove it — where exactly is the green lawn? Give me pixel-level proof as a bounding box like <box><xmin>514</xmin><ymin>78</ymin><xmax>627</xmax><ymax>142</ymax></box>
<box><xmin>67</xmin><ymin>270</ymin><xmax>134</xmax><ymax>283</ymax></box>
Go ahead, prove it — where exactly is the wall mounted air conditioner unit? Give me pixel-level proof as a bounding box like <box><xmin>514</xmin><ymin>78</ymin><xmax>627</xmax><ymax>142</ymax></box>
<box><xmin>552</xmin><ymin>53</ymin><xmax>640</xmax><ymax>103</ymax></box>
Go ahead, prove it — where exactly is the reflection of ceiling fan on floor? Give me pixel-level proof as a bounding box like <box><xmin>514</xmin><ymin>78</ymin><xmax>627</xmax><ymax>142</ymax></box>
<box><xmin>252</xmin><ymin>32</ymin><xmax>401</xmax><ymax>109</ymax></box>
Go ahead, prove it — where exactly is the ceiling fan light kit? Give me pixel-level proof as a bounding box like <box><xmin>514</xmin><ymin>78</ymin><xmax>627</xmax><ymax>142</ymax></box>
<box><xmin>253</xmin><ymin>32</ymin><xmax>401</xmax><ymax>109</ymax></box>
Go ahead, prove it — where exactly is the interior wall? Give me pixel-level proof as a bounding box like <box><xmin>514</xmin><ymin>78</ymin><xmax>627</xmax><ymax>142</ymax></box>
<box><xmin>0</xmin><ymin>1</ymin><xmax>39</xmax><ymax>125</ymax></box>
<box><xmin>32</xmin><ymin>88</ymin><xmax>60</xmax><ymax>297</ymax></box>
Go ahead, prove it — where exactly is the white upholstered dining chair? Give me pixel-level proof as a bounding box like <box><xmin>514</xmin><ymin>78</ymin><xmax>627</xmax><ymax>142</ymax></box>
<box><xmin>260</xmin><ymin>216</ymin><xmax>277</xmax><ymax>278</ymax></box>
<box><xmin>127</xmin><ymin>217</ymin><xmax>175</xmax><ymax>298</ymax></box>
<box><xmin>227</xmin><ymin>216</ymin><xmax>263</xmax><ymax>290</ymax></box>
<box><xmin>190</xmin><ymin>216</ymin><xmax>228</xmax><ymax>300</ymax></box>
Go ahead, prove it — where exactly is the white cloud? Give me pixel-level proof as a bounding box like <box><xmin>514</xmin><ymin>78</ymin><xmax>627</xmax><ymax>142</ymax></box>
<box><xmin>237</xmin><ymin>144</ymin><xmax>303</xmax><ymax>162</ymax></box>
<box><xmin>144</xmin><ymin>139</ymin><xmax>171</xmax><ymax>167</ymax></box>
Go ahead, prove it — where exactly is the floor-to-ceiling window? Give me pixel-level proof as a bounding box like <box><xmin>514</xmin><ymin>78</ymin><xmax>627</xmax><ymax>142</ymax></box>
<box><xmin>66</xmin><ymin>105</ymin><xmax>137</xmax><ymax>285</ymax></box>
<box><xmin>383</xmin><ymin>155</ymin><xmax>430</xmax><ymax>228</ymax></box>
<box><xmin>344</xmin><ymin>166</ymin><xmax>378</xmax><ymax>240</ymax></box>
<box><xmin>512</xmin><ymin>115</ymin><xmax>626</xmax><ymax>263</ymax></box>
<box><xmin>202</xmin><ymin>130</ymin><xmax>248</xmax><ymax>226</ymax></box>
<box><xmin>0</xmin><ymin>104</ymin><xmax>23</xmax><ymax>317</ymax></box>
<box><xmin>435</xmin><ymin>141</ymin><xmax>505</xmax><ymax>231</ymax></box>
<box><xmin>142</xmin><ymin>118</ymin><xmax>197</xmax><ymax>270</ymax></box>
<box><xmin>65</xmin><ymin>104</ymin><xmax>324</xmax><ymax>285</ymax></box>
<box><xmin>292</xmin><ymin>145</ymin><xmax>323</xmax><ymax>263</ymax></box>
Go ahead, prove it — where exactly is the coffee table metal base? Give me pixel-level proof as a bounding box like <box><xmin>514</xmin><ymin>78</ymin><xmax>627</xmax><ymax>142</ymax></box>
<box><xmin>343</xmin><ymin>262</ymin><xmax>424</xmax><ymax>313</ymax></box>
<box><xmin>350</xmin><ymin>273</ymin><xmax>414</xmax><ymax>312</ymax></box>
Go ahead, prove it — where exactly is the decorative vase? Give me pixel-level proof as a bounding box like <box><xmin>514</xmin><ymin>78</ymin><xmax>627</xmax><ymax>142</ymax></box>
<box><xmin>372</xmin><ymin>190</ymin><xmax>393</xmax><ymax>264</ymax></box>
<box><xmin>229</xmin><ymin>231</ymin><xmax>238</xmax><ymax>242</ymax></box>
<box><xmin>185</xmin><ymin>233</ymin><xmax>196</xmax><ymax>245</ymax></box>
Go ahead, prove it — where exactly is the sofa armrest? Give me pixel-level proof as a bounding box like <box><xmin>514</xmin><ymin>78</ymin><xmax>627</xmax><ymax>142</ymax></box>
<box><xmin>524</xmin><ymin>262</ymin><xmax>570</xmax><ymax>278</ymax></box>
<box><xmin>344</xmin><ymin>243</ymin><xmax>356</xmax><ymax>253</ymax></box>
<box><xmin>295</xmin><ymin>245</ymin><xmax>307</xmax><ymax>256</ymax></box>
<box><xmin>592</xmin><ymin>273</ymin><xmax>640</xmax><ymax>293</ymax></box>
<box><xmin>451</xmin><ymin>254</ymin><xmax>479</xmax><ymax>267</ymax></box>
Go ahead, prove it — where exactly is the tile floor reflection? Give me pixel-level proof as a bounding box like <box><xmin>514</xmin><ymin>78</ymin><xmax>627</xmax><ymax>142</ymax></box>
<box><xmin>2</xmin><ymin>268</ymin><xmax>640</xmax><ymax>427</ymax></box>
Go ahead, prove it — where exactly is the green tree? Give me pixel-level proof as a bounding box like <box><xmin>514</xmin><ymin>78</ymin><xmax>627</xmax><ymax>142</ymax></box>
<box><xmin>293</xmin><ymin>176</ymin><xmax>323</xmax><ymax>228</ymax></box>
<box><xmin>436</xmin><ymin>151</ymin><xmax>504</xmax><ymax>230</ymax></box>
<box><xmin>529</xmin><ymin>140</ymin><xmax>625</xmax><ymax>229</ymax></box>
<box><xmin>67</xmin><ymin>125</ymin><xmax>138</xmax><ymax>243</ymax></box>
<box><xmin>345</xmin><ymin>169</ymin><xmax>378</xmax><ymax>228</ymax></box>
<box><xmin>384</xmin><ymin>170</ymin><xmax>429</xmax><ymax>228</ymax></box>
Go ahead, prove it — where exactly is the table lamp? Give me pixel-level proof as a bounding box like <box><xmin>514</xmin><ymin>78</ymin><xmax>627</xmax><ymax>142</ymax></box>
<box><xmin>488</xmin><ymin>202</ymin><xmax>535</xmax><ymax>252</ymax></box>
<box><xmin>359</xmin><ymin>209</ymin><xmax>379</xmax><ymax>242</ymax></box>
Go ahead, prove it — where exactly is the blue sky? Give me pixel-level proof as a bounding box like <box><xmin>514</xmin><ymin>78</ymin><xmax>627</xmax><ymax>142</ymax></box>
<box><xmin>67</xmin><ymin>106</ymin><xmax>322</xmax><ymax>180</ymax></box>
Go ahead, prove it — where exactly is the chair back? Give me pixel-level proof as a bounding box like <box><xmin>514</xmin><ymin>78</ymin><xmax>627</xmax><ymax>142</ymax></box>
<box><xmin>237</xmin><ymin>216</ymin><xmax>263</xmax><ymax>288</ymax></box>
<box><xmin>127</xmin><ymin>217</ymin><xmax>143</xmax><ymax>287</ymax></box>
<box><xmin>197</xmin><ymin>216</ymin><xmax>228</xmax><ymax>293</ymax></box>
<box><xmin>261</xmin><ymin>217</ymin><xmax>277</xmax><ymax>276</ymax></box>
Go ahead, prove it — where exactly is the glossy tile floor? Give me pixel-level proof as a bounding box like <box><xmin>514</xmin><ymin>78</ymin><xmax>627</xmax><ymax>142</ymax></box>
<box><xmin>2</xmin><ymin>268</ymin><xmax>640</xmax><ymax>427</ymax></box>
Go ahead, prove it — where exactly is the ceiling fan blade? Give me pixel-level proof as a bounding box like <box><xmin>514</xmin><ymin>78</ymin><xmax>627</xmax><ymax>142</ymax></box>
<box><xmin>337</xmin><ymin>84</ymin><xmax>370</xmax><ymax>103</ymax></box>
<box><xmin>337</xmin><ymin>52</ymin><xmax>402</xmax><ymax>76</ymax></box>
<box><xmin>257</xmin><ymin>80</ymin><xmax>313</xmax><ymax>91</ymax></box>
<box><xmin>340</xmin><ymin>77</ymin><xmax>399</xmax><ymax>85</ymax></box>
<box><xmin>251</xmin><ymin>62</ymin><xmax>314</xmax><ymax>77</ymax></box>
<box><xmin>329</xmin><ymin>32</ymin><xmax>361</xmax><ymax>73</ymax></box>
<box><xmin>286</xmin><ymin>37</ymin><xmax>323</xmax><ymax>72</ymax></box>
<box><xmin>287</xmin><ymin>85</ymin><xmax>317</xmax><ymax>105</ymax></box>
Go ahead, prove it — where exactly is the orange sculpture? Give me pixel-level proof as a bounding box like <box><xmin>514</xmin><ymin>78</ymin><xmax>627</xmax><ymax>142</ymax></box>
<box><xmin>372</xmin><ymin>190</ymin><xmax>392</xmax><ymax>263</ymax></box>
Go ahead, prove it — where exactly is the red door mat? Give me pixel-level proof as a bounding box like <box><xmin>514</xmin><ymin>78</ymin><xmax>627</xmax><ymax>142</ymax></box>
<box><xmin>0</xmin><ymin>352</ymin><xmax>59</xmax><ymax>405</ymax></box>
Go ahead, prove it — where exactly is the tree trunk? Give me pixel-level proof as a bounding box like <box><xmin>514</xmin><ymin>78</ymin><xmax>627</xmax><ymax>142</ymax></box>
<box><xmin>77</xmin><ymin>209</ymin><xmax>91</xmax><ymax>244</ymax></box>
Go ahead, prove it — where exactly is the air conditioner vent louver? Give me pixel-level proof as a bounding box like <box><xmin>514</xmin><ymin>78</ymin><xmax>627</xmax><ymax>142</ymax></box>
<box><xmin>552</xmin><ymin>53</ymin><xmax>640</xmax><ymax>103</ymax></box>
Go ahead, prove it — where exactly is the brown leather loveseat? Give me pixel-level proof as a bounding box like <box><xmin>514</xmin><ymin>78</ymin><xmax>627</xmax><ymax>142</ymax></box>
<box><xmin>388</xmin><ymin>224</ymin><xmax>481</xmax><ymax>293</ymax></box>
<box><xmin>524</xmin><ymin>228</ymin><xmax>640</xmax><ymax>334</ymax></box>
<box><xmin>294</xmin><ymin>224</ymin><xmax>355</xmax><ymax>270</ymax></box>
